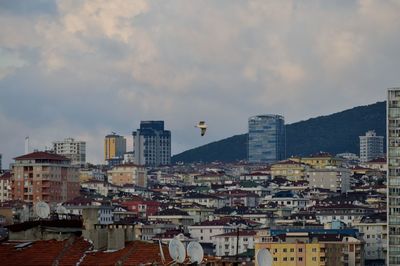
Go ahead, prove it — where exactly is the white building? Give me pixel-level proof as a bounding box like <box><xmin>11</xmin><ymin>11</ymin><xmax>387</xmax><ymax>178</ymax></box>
<box><xmin>182</xmin><ymin>193</ymin><xmax>225</xmax><ymax>209</ymax></box>
<box><xmin>263</xmin><ymin>191</ymin><xmax>309</xmax><ymax>211</ymax></box>
<box><xmin>188</xmin><ymin>220</ymin><xmax>238</xmax><ymax>244</ymax></box>
<box><xmin>306</xmin><ymin>168</ymin><xmax>351</xmax><ymax>193</ymax></box>
<box><xmin>212</xmin><ymin>230</ymin><xmax>256</xmax><ymax>256</ymax></box>
<box><xmin>353</xmin><ymin>213</ymin><xmax>387</xmax><ymax>263</ymax></box>
<box><xmin>359</xmin><ymin>130</ymin><xmax>384</xmax><ymax>162</ymax></box>
<box><xmin>53</xmin><ymin>138</ymin><xmax>86</xmax><ymax>166</ymax></box>
<box><xmin>0</xmin><ymin>172</ymin><xmax>11</xmax><ymax>202</ymax></box>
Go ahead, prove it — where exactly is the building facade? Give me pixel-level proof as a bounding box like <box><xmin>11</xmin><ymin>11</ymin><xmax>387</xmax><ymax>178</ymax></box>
<box><xmin>132</xmin><ymin>121</ymin><xmax>171</xmax><ymax>167</ymax></box>
<box><xmin>248</xmin><ymin>115</ymin><xmax>286</xmax><ymax>163</ymax></box>
<box><xmin>306</xmin><ymin>168</ymin><xmax>351</xmax><ymax>193</ymax></box>
<box><xmin>107</xmin><ymin>163</ymin><xmax>148</xmax><ymax>187</ymax></box>
<box><xmin>10</xmin><ymin>152</ymin><xmax>80</xmax><ymax>204</ymax></box>
<box><xmin>104</xmin><ymin>133</ymin><xmax>126</xmax><ymax>164</ymax></box>
<box><xmin>388</xmin><ymin>88</ymin><xmax>400</xmax><ymax>265</ymax></box>
<box><xmin>360</xmin><ymin>130</ymin><xmax>384</xmax><ymax>162</ymax></box>
<box><xmin>0</xmin><ymin>172</ymin><xmax>11</xmax><ymax>202</ymax></box>
<box><xmin>53</xmin><ymin>138</ymin><xmax>86</xmax><ymax>166</ymax></box>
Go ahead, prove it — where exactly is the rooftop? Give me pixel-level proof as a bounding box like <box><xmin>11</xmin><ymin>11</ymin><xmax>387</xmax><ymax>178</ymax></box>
<box><xmin>14</xmin><ymin>151</ymin><xmax>70</xmax><ymax>162</ymax></box>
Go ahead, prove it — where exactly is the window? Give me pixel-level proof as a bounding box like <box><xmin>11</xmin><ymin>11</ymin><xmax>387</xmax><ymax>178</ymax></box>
<box><xmin>273</xmin><ymin>258</ymin><xmax>278</xmax><ymax>262</ymax></box>
<box><xmin>299</xmin><ymin>257</ymin><xmax>303</xmax><ymax>261</ymax></box>
<box><xmin>290</xmin><ymin>248</ymin><xmax>294</xmax><ymax>252</ymax></box>
<box><xmin>290</xmin><ymin>257</ymin><xmax>294</xmax><ymax>261</ymax></box>
<box><xmin>312</xmin><ymin>248</ymin><xmax>317</xmax><ymax>252</ymax></box>
<box><xmin>298</xmin><ymin>248</ymin><xmax>303</xmax><ymax>252</ymax></box>
<box><xmin>283</xmin><ymin>257</ymin><xmax>287</xmax><ymax>261</ymax></box>
<box><xmin>312</xmin><ymin>257</ymin><xmax>317</xmax><ymax>261</ymax></box>
<box><xmin>283</xmin><ymin>248</ymin><xmax>287</xmax><ymax>252</ymax></box>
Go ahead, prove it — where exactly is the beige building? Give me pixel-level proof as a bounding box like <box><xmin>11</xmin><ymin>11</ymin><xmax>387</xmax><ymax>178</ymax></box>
<box><xmin>11</xmin><ymin>152</ymin><xmax>80</xmax><ymax>204</ymax></box>
<box><xmin>107</xmin><ymin>163</ymin><xmax>147</xmax><ymax>187</ymax></box>
<box><xmin>291</xmin><ymin>153</ymin><xmax>343</xmax><ymax>169</ymax></box>
<box><xmin>306</xmin><ymin>168</ymin><xmax>351</xmax><ymax>193</ymax></box>
<box><xmin>270</xmin><ymin>160</ymin><xmax>306</xmax><ymax>181</ymax></box>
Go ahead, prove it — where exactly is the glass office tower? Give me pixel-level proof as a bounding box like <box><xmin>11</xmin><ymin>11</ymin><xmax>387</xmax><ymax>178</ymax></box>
<box><xmin>248</xmin><ymin>114</ymin><xmax>286</xmax><ymax>163</ymax></box>
<box><xmin>388</xmin><ymin>88</ymin><xmax>400</xmax><ymax>265</ymax></box>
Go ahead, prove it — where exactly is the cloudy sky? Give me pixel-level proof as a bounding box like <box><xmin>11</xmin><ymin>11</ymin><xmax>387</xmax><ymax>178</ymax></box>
<box><xmin>0</xmin><ymin>0</ymin><xmax>398</xmax><ymax>166</ymax></box>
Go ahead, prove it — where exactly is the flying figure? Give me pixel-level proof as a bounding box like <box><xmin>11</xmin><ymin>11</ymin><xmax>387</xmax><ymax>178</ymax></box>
<box><xmin>195</xmin><ymin>121</ymin><xmax>207</xmax><ymax>136</ymax></box>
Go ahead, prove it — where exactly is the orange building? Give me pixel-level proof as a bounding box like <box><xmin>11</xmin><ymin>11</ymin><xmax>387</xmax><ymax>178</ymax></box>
<box><xmin>11</xmin><ymin>152</ymin><xmax>80</xmax><ymax>204</ymax></box>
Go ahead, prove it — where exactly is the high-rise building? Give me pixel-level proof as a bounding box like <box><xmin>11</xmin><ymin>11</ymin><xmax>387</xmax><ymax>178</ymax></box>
<box><xmin>248</xmin><ymin>115</ymin><xmax>286</xmax><ymax>163</ymax></box>
<box><xmin>388</xmin><ymin>88</ymin><xmax>400</xmax><ymax>265</ymax></box>
<box><xmin>53</xmin><ymin>138</ymin><xmax>86</xmax><ymax>166</ymax></box>
<box><xmin>132</xmin><ymin>121</ymin><xmax>171</xmax><ymax>167</ymax></box>
<box><xmin>104</xmin><ymin>133</ymin><xmax>126</xmax><ymax>163</ymax></box>
<box><xmin>11</xmin><ymin>151</ymin><xmax>80</xmax><ymax>204</ymax></box>
<box><xmin>359</xmin><ymin>130</ymin><xmax>384</xmax><ymax>162</ymax></box>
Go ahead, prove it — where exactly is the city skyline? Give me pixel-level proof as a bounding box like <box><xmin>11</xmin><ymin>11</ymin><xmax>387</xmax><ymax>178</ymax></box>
<box><xmin>1</xmin><ymin>1</ymin><xmax>399</xmax><ymax>165</ymax></box>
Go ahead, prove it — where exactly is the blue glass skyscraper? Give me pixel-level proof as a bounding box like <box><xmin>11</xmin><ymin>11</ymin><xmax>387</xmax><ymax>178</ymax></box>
<box><xmin>248</xmin><ymin>115</ymin><xmax>286</xmax><ymax>163</ymax></box>
<box><xmin>132</xmin><ymin>121</ymin><xmax>171</xmax><ymax>167</ymax></box>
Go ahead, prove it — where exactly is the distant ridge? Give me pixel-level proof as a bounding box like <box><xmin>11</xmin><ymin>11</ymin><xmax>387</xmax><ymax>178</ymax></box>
<box><xmin>172</xmin><ymin>101</ymin><xmax>386</xmax><ymax>163</ymax></box>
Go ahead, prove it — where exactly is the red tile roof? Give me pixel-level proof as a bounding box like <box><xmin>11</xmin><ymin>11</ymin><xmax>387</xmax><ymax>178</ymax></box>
<box><xmin>0</xmin><ymin>238</ymin><xmax>173</xmax><ymax>266</ymax></box>
<box><xmin>14</xmin><ymin>152</ymin><xmax>70</xmax><ymax>161</ymax></box>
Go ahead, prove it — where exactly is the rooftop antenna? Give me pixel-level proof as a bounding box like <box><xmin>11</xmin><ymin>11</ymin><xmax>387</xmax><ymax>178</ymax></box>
<box><xmin>187</xmin><ymin>241</ymin><xmax>204</xmax><ymax>265</ymax></box>
<box><xmin>25</xmin><ymin>136</ymin><xmax>29</xmax><ymax>154</ymax></box>
<box><xmin>168</xmin><ymin>238</ymin><xmax>186</xmax><ymax>264</ymax></box>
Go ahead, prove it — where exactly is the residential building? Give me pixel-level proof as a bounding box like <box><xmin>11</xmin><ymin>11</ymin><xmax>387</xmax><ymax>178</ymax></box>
<box><xmin>182</xmin><ymin>192</ymin><xmax>225</xmax><ymax>209</ymax></box>
<box><xmin>315</xmin><ymin>204</ymin><xmax>374</xmax><ymax>226</ymax></box>
<box><xmin>360</xmin><ymin>130</ymin><xmax>384</xmax><ymax>162</ymax></box>
<box><xmin>120</xmin><ymin>199</ymin><xmax>160</xmax><ymax>218</ymax></box>
<box><xmin>148</xmin><ymin>208</ymin><xmax>195</xmax><ymax>227</ymax></box>
<box><xmin>388</xmin><ymin>88</ymin><xmax>400</xmax><ymax>265</ymax></box>
<box><xmin>270</xmin><ymin>160</ymin><xmax>306</xmax><ymax>181</ymax></box>
<box><xmin>263</xmin><ymin>191</ymin><xmax>309</xmax><ymax>211</ymax></box>
<box><xmin>0</xmin><ymin>172</ymin><xmax>11</xmax><ymax>202</ymax></box>
<box><xmin>132</xmin><ymin>121</ymin><xmax>171</xmax><ymax>167</ymax></box>
<box><xmin>104</xmin><ymin>133</ymin><xmax>126</xmax><ymax>164</ymax></box>
<box><xmin>255</xmin><ymin>228</ymin><xmax>364</xmax><ymax>266</ymax></box>
<box><xmin>79</xmin><ymin>168</ymin><xmax>106</xmax><ymax>183</ymax></box>
<box><xmin>291</xmin><ymin>152</ymin><xmax>343</xmax><ymax>169</ymax></box>
<box><xmin>212</xmin><ymin>230</ymin><xmax>256</xmax><ymax>256</ymax></box>
<box><xmin>11</xmin><ymin>152</ymin><xmax>80</xmax><ymax>204</ymax></box>
<box><xmin>107</xmin><ymin>163</ymin><xmax>147</xmax><ymax>187</ymax></box>
<box><xmin>306</xmin><ymin>168</ymin><xmax>351</xmax><ymax>193</ymax></box>
<box><xmin>248</xmin><ymin>115</ymin><xmax>286</xmax><ymax>163</ymax></box>
<box><xmin>52</xmin><ymin>138</ymin><xmax>86</xmax><ymax>166</ymax></box>
<box><xmin>353</xmin><ymin>213</ymin><xmax>387</xmax><ymax>264</ymax></box>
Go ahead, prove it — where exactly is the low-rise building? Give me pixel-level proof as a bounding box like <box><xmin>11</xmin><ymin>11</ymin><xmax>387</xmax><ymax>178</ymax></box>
<box><xmin>212</xmin><ymin>230</ymin><xmax>256</xmax><ymax>256</ymax></box>
<box><xmin>353</xmin><ymin>213</ymin><xmax>387</xmax><ymax>264</ymax></box>
<box><xmin>108</xmin><ymin>164</ymin><xmax>147</xmax><ymax>187</ymax></box>
<box><xmin>306</xmin><ymin>168</ymin><xmax>351</xmax><ymax>193</ymax></box>
<box><xmin>270</xmin><ymin>160</ymin><xmax>306</xmax><ymax>181</ymax></box>
<box><xmin>148</xmin><ymin>208</ymin><xmax>195</xmax><ymax>227</ymax></box>
<box><xmin>255</xmin><ymin>228</ymin><xmax>364</xmax><ymax>266</ymax></box>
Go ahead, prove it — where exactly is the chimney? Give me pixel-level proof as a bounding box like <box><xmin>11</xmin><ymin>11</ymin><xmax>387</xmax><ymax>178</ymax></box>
<box><xmin>25</xmin><ymin>136</ymin><xmax>29</xmax><ymax>154</ymax></box>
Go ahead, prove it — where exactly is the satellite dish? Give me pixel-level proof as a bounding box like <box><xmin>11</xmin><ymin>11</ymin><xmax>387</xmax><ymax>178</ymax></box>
<box><xmin>168</xmin><ymin>238</ymin><xmax>186</xmax><ymax>263</ymax></box>
<box><xmin>256</xmin><ymin>248</ymin><xmax>273</xmax><ymax>266</ymax></box>
<box><xmin>187</xmin><ymin>241</ymin><xmax>204</xmax><ymax>264</ymax></box>
<box><xmin>35</xmin><ymin>201</ymin><xmax>50</xmax><ymax>219</ymax></box>
<box><xmin>56</xmin><ymin>205</ymin><xmax>68</xmax><ymax>214</ymax></box>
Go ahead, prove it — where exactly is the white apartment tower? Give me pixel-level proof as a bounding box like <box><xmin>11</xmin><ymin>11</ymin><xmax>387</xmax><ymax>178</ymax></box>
<box><xmin>388</xmin><ymin>88</ymin><xmax>400</xmax><ymax>265</ymax></box>
<box><xmin>359</xmin><ymin>130</ymin><xmax>384</xmax><ymax>162</ymax></box>
<box><xmin>53</xmin><ymin>138</ymin><xmax>86</xmax><ymax>166</ymax></box>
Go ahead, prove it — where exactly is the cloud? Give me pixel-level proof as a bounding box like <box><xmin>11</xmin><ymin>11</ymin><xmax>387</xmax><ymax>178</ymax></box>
<box><xmin>0</xmin><ymin>0</ymin><xmax>399</xmax><ymax>166</ymax></box>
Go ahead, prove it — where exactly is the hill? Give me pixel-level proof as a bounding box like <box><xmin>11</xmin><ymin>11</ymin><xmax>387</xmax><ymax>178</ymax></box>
<box><xmin>172</xmin><ymin>101</ymin><xmax>386</xmax><ymax>163</ymax></box>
